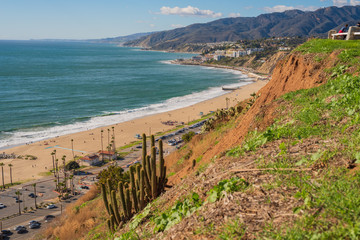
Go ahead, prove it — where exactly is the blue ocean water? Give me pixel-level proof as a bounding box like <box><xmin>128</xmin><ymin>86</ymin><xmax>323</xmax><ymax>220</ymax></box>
<box><xmin>0</xmin><ymin>40</ymin><xmax>252</xmax><ymax>149</ymax></box>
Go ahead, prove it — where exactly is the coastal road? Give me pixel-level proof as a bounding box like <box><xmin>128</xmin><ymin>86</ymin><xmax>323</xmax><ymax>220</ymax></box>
<box><xmin>0</xmin><ymin>124</ymin><xmax>204</xmax><ymax>239</ymax></box>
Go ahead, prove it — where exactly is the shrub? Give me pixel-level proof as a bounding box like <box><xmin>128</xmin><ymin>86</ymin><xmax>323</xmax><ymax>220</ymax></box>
<box><xmin>182</xmin><ymin>131</ymin><xmax>195</xmax><ymax>143</ymax></box>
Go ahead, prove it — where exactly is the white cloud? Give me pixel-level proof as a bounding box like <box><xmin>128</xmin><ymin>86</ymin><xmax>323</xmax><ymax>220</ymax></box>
<box><xmin>333</xmin><ymin>0</ymin><xmax>348</xmax><ymax>6</ymax></box>
<box><xmin>228</xmin><ymin>13</ymin><xmax>241</xmax><ymax>18</ymax></box>
<box><xmin>264</xmin><ymin>5</ymin><xmax>318</xmax><ymax>13</ymax></box>
<box><xmin>149</xmin><ymin>24</ymin><xmax>155</xmax><ymax>28</ymax></box>
<box><xmin>171</xmin><ymin>24</ymin><xmax>184</xmax><ymax>28</ymax></box>
<box><xmin>159</xmin><ymin>6</ymin><xmax>222</xmax><ymax>18</ymax></box>
<box><xmin>349</xmin><ymin>0</ymin><xmax>360</xmax><ymax>5</ymax></box>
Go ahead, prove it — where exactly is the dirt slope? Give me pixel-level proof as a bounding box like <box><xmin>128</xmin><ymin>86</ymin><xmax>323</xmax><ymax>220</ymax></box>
<box><xmin>201</xmin><ymin>51</ymin><xmax>339</xmax><ymax>164</ymax></box>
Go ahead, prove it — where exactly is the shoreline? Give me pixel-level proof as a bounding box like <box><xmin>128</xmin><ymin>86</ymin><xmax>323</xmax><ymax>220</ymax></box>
<box><xmin>0</xmin><ymin>69</ymin><xmax>268</xmax><ymax>184</ymax></box>
<box><xmin>171</xmin><ymin>59</ymin><xmax>270</xmax><ymax>81</ymax></box>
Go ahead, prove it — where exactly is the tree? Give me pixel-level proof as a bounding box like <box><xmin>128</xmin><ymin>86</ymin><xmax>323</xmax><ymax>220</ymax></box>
<box><xmin>0</xmin><ymin>162</ymin><xmax>5</xmax><ymax>189</ymax></box>
<box><xmin>71</xmin><ymin>139</ymin><xmax>75</xmax><ymax>160</ymax></box>
<box><xmin>15</xmin><ymin>190</ymin><xmax>21</xmax><ymax>214</ymax></box>
<box><xmin>8</xmin><ymin>163</ymin><xmax>13</xmax><ymax>185</ymax></box>
<box><xmin>65</xmin><ymin>160</ymin><xmax>80</xmax><ymax>171</ymax></box>
<box><xmin>107</xmin><ymin>128</ymin><xmax>110</xmax><ymax>148</ymax></box>
<box><xmin>32</xmin><ymin>183</ymin><xmax>37</xmax><ymax>209</ymax></box>
<box><xmin>101</xmin><ymin>129</ymin><xmax>104</xmax><ymax>161</ymax></box>
<box><xmin>51</xmin><ymin>151</ymin><xmax>56</xmax><ymax>177</ymax></box>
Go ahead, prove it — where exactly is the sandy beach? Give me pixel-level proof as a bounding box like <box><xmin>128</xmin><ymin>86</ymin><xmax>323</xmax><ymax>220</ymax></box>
<box><xmin>0</xmin><ymin>80</ymin><xmax>267</xmax><ymax>184</ymax></box>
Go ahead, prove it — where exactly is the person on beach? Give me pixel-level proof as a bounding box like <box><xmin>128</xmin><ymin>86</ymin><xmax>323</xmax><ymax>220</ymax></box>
<box><xmin>357</xmin><ymin>22</ymin><xmax>360</xmax><ymax>27</ymax></box>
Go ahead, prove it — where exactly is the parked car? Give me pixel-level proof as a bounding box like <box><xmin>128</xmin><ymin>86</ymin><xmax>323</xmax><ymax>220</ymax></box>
<box><xmin>46</xmin><ymin>204</ymin><xmax>57</xmax><ymax>209</ymax></box>
<box><xmin>1</xmin><ymin>230</ymin><xmax>12</xmax><ymax>236</ymax></box>
<box><xmin>0</xmin><ymin>203</ymin><xmax>6</xmax><ymax>209</ymax></box>
<box><xmin>44</xmin><ymin>215</ymin><xmax>55</xmax><ymax>222</ymax></box>
<box><xmin>28</xmin><ymin>220</ymin><xmax>39</xmax><ymax>225</ymax></box>
<box><xmin>14</xmin><ymin>226</ymin><xmax>27</xmax><ymax>234</ymax></box>
<box><xmin>29</xmin><ymin>222</ymin><xmax>41</xmax><ymax>229</ymax></box>
<box><xmin>80</xmin><ymin>186</ymin><xmax>89</xmax><ymax>190</ymax></box>
<box><xmin>28</xmin><ymin>193</ymin><xmax>36</xmax><ymax>198</ymax></box>
<box><xmin>15</xmin><ymin>198</ymin><xmax>22</xmax><ymax>203</ymax></box>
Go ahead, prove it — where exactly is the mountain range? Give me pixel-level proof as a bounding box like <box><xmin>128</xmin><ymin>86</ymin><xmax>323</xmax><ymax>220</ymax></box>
<box><xmin>123</xmin><ymin>5</ymin><xmax>360</xmax><ymax>50</ymax></box>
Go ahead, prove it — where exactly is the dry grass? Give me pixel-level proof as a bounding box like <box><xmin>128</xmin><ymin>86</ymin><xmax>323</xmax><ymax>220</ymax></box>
<box><xmin>39</xmin><ymin>186</ymin><xmax>108</xmax><ymax>240</ymax></box>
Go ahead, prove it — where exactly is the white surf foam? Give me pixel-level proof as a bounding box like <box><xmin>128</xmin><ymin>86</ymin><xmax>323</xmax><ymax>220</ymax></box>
<box><xmin>0</xmin><ymin>69</ymin><xmax>253</xmax><ymax>150</ymax></box>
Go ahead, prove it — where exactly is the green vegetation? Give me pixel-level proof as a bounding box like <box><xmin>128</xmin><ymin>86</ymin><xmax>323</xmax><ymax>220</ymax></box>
<box><xmin>223</xmin><ymin>40</ymin><xmax>360</xmax><ymax>238</ymax></box>
<box><xmin>296</xmin><ymin>39</ymin><xmax>360</xmax><ymax>54</ymax></box>
<box><xmin>100</xmin><ymin>134</ymin><xmax>168</xmax><ymax>232</ymax></box>
<box><xmin>182</xmin><ymin>131</ymin><xmax>195</xmax><ymax>143</ymax></box>
<box><xmin>154</xmin><ymin>193</ymin><xmax>202</xmax><ymax>232</ymax></box>
<box><xmin>207</xmin><ymin>177</ymin><xmax>249</xmax><ymax>203</ymax></box>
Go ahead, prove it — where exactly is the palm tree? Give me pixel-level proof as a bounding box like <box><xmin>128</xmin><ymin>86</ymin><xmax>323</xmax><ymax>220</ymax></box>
<box><xmin>0</xmin><ymin>162</ymin><xmax>5</xmax><ymax>189</ymax></box>
<box><xmin>8</xmin><ymin>163</ymin><xmax>13</xmax><ymax>185</ymax></box>
<box><xmin>32</xmin><ymin>183</ymin><xmax>37</xmax><ymax>209</ymax></box>
<box><xmin>107</xmin><ymin>128</ymin><xmax>110</xmax><ymax>148</ymax></box>
<box><xmin>15</xmin><ymin>190</ymin><xmax>21</xmax><ymax>214</ymax></box>
<box><xmin>71</xmin><ymin>139</ymin><xmax>75</xmax><ymax>160</ymax></box>
<box><xmin>51</xmin><ymin>151</ymin><xmax>56</xmax><ymax>177</ymax></box>
<box><xmin>101</xmin><ymin>129</ymin><xmax>104</xmax><ymax>161</ymax></box>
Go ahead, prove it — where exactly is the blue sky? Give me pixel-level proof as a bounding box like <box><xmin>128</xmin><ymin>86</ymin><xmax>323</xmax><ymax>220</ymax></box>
<box><xmin>0</xmin><ymin>0</ymin><xmax>358</xmax><ymax>40</ymax></box>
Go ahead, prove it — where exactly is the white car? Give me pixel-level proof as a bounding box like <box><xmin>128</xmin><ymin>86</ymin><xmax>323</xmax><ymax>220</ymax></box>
<box><xmin>0</xmin><ymin>203</ymin><xmax>5</xmax><ymax>209</ymax></box>
<box><xmin>46</xmin><ymin>204</ymin><xmax>56</xmax><ymax>209</ymax></box>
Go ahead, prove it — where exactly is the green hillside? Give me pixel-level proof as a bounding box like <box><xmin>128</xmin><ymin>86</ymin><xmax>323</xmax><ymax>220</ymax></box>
<box><xmin>40</xmin><ymin>39</ymin><xmax>360</xmax><ymax>240</ymax></box>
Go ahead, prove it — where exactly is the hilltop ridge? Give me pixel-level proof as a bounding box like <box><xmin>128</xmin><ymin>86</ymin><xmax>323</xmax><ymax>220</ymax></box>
<box><xmin>125</xmin><ymin>6</ymin><xmax>360</xmax><ymax>51</ymax></box>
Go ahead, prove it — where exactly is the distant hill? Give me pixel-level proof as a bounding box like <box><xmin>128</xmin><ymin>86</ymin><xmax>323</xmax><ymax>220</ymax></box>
<box><xmin>124</xmin><ymin>5</ymin><xmax>360</xmax><ymax>50</ymax></box>
<box><xmin>94</xmin><ymin>32</ymin><xmax>156</xmax><ymax>45</ymax></box>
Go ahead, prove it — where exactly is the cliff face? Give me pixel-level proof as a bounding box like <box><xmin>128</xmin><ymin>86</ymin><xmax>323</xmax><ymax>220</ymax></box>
<box><xmin>200</xmin><ymin>50</ymin><xmax>339</xmax><ymax>164</ymax></box>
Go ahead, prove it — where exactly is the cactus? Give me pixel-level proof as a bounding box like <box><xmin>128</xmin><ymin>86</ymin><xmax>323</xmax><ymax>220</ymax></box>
<box><xmin>142</xmin><ymin>133</ymin><xmax>147</xmax><ymax>164</ymax></box>
<box><xmin>136</xmin><ymin>164</ymin><xmax>141</xmax><ymax>191</ymax></box>
<box><xmin>118</xmin><ymin>182</ymin><xmax>128</xmax><ymax>219</ymax></box>
<box><xmin>111</xmin><ymin>190</ymin><xmax>121</xmax><ymax>225</ymax></box>
<box><xmin>107</xmin><ymin>219</ymin><xmax>112</xmax><ymax>232</ymax></box>
<box><xmin>130</xmin><ymin>166</ymin><xmax>139</xmax><ymax>212</ymax></box>
<box><xmin>140</xmin><ymin>169</ymin><xmax>145</xmax><ymax>209</ymax></box>
<box><xmin>110</xmin><ymin>214</ymin><xmax>116</xmax><ymax>232</ymax></box>
<box><xmin>101</xmin><ymin>183</ymin><xmax>110</xmax><ymax>215</ymax></box>
<box><xmin>100</xmin><ymin>133</ymin><xmax>169</xmax><ymax>229</ymax></box>
<box><xmin>151</xmin><ymin>147</ymin><xmax>157</xmax><ymax>198</ymax></box>
<box><xmin>151</xmin><ymin>135</ymin><xmax>155</xmax><ymax>148</ymax></box>
<box><xmin>125</xmin><ymin>188</ymin><xmax>132</xmax><ymax>218</ymax></box>
<box><xmin>159</xmin><ymin>140</ymin><xmax>165</xmax><ymax>182</ymax></box>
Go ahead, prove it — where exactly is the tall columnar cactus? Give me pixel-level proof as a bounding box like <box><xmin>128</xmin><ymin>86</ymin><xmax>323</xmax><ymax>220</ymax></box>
<box><xmin>140</xmin><ymin>169</ymin><xmax>145</xmax><ymax>210</ymax></box>
<box><xmin>129</xmin><ymin>166</ymin><xmax>139</xmax><ymax>212</ymax></box>
<box><xmin>118</xmin><ymin>182</ymin><xmax>128</xmax><ymax>219</ymax></box>
<box><xmin>101</xmin><ymin>183</ymin><xmax>110</xmax><ymax>215</ymax></box>
<box><xmin>142</xmin><ymin>133</ymin><xmax>147</xmax><ymax>164</ymax></box>
<box><xmin>151</xmin><ymin>135</ymin><xmax>155</xmax><ymax>148</ymax></box>
<box><xmin>151</xmin><ymin>146</ymin><xmax>157</xmax><ymax>198</ymax></box>
<box><xmin>111</xmin><ymin>190</ymin><xmax>121</xmax><ymax>225</ymax></box>
<box><xmin>136</xmin><ymin>165</ymin><xmax>141</xmax><ymax>191</ymax></box>
<box><xmin>101</xmin><ymin>133</ymin><xmax>169</xmax><ymax>230</ymax></box>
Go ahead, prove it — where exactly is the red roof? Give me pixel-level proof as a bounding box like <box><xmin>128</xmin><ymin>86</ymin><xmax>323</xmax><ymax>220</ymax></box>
<box><xmin>81</xmin><ymin>154</ymin><xmax>99</xmax><ymax>161</ymax></box>
<box><xmin>98</xmin><ymin>150</ymin><xmax>116</xmax><ymax>155</ymax></box>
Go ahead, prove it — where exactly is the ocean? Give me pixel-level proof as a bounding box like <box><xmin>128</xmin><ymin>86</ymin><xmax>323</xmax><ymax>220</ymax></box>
<box><xmin>0</xmin><ymin>40</ymin><xmax>252</xmax><ymax>149</ymax></box>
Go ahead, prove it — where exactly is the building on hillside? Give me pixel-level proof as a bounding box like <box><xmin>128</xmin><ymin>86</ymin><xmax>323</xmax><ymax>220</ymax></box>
<box><xmin>213</xmin><ymin>55</ymin><xmax>225</xmax><ymax>61</ymax></box>
<box><xmin>214</xmin><ymin>50</ymin><xmax>226</xmax><ymax>55</ymax></box>
<box><xmin>192</xmin><ymin>55</ymin><xmax>203</xmax><ymax>61</ymax></box>
<box><xmin>80</xmin><ymin>154</ymin><xmax>100</xmax><ymax>166</ymax></box>
<box><xmin>278</xmin><ymin>47</ymin><xmax>291</xmax><ymax>51</ymax></box>
<box><xmin>98</xmin><ymin>150</ymin><xmax>117</xmax><ymax>160</ymax></box>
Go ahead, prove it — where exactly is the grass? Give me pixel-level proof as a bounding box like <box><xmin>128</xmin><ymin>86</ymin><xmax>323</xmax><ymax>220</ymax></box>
<box><xmin>295</xmin><ymin>39</ymin><xmax>360</xmax><ymax>54</ymax></box>
<box><xmin>222</xmin><ymin>39</ymin><xmax>360</xmax><ymax>238</ymax></box>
